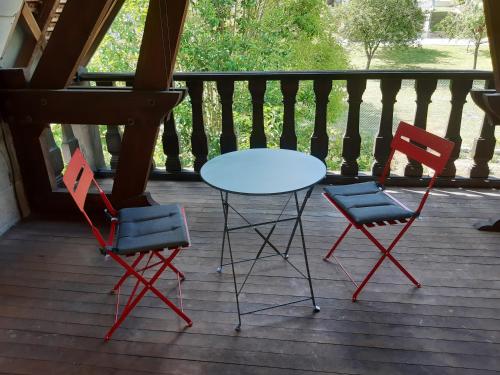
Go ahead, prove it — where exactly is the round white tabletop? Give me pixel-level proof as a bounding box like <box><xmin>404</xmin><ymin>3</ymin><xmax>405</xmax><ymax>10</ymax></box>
<box><xmin>200</xmin><ymin>149</ymin><xmax>326</xmax><ymax>195</ymax></box>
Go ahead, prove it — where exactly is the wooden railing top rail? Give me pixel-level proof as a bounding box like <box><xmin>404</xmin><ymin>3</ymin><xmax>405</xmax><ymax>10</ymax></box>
<box><xmin>77</xmin><ymin>70</ymin><xmax>494</xmax><ymax>83</ymax></box>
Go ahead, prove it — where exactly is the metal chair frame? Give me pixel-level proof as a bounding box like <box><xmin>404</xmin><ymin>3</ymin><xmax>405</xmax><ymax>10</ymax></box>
<box><xmin>63</xmin><ymin>149</ymin><xmax>192</xmax><ymax>340</ymax></box>
<box><xmin>323</xmin><ymin>122</ymin><xmax>454</xmax><ymax>301</ymax></box>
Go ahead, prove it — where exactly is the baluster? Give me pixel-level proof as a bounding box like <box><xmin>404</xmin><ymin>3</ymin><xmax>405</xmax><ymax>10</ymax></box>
<box><xmin>216</xmin><ymin>79</ymin><xmax>237</xmax><ymax>153</ymax></box>
<box><xmin>162</xmin><ymin>111</ymin><xmax>181</xmax><ymax>172</ymax></box>
<box><xmin>404</xmin><ymin>78</ymin><xmax>438</xmax><ymax>177</ymax></box>
<box><xmin>341</xmin><ymin>78</ymin><xmax>366</xmax><ymax>175</ymax></box>
<box><xmin>372</xmin><ymin>78</ymin><xmax>401</xmax><ymax>176</ymax></box>
<box><xmin>311</xmin><ymin>79</ymin><xmax>332</xmax><ymax>163</ymax></box>
<box><xmin>187</xmin><ymin>80</ymin><xmax>208</xmax><ymax>172</ymax></box>
<box><xmin>105</xmin><ymin>125</ymin><xmax>122</xmax><ymax>170</ymax></box>
<box><xmin>41</xmin><ymin>127</ymin><xmax>64</xmax><ymax>186</ymax></box>
<box><xmin>60</xmin><ymin>124</ymin><xmax>79</xmax><ymax>162</ymax></box>
<box><xmin>470</xmin><ymin>80</ymin><xmax>497</xmax><ymax>178</ymax></box>
<box><xmin>97</xmin><ymin>80</ymin><xmax>122</xmax><ymax>170</ymax></box>
<box><xmin>441</xmin><ymin>78</ymin><xmax>473</xmax><ymax>177</ymax></box>
<box><xmin>249</xmin><ymin>79</ymin><xmax>267</xmax><ymax>148</ymax></box>
<box><xmin>280</xmin><ymin>79</ymin><xmax>299</xmax><ymax>150</ymax></box>
<box><xmin>70</xmin><ymin>69</ymin><xmax>105</xmax><ymax>170</ymax></box>
<box><xmin>470</xmin><ymin>116</ymin><xmax>496</xmax><ymax>178</ymax></box>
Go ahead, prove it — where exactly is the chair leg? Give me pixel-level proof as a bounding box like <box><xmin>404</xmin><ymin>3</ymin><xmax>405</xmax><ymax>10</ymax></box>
<box><xmin>155</xmin><ymin>251</ymin><xmax>185</xmax><ymax>280</ymax></box>
<box><xmin>105</xmin><ymin>249</ymin><xmax>192</xmax><ymax>341</ymax></box>
<box><xmin>351</xmin><ymin>224</ymin><xmax>421</xmax><ymax>301</ymax></box>
<box><xmin>111</xmin><ymin>253</ymin><xmax>146</xmax><ymax>293</ymax></box>
<box><xmin>360</xmin><ymin>224</ymin><xmax>421</xmax><ymax>288</ymax></box>
<box><xmin>324</xmin><ymin>224</ymin><xmax>352</xmax><ymax>260</ymax></box>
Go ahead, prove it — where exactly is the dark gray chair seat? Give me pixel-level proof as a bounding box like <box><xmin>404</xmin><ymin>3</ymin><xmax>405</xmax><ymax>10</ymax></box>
<box><xmin>324</xmin><ymin>182</ymin><xmax>415</xmax><ymax>225</ymax></box>
<box><xmin>115</xmin><ymin>204</ymin><xmax>190</xmax><ymax>255</ymax></box>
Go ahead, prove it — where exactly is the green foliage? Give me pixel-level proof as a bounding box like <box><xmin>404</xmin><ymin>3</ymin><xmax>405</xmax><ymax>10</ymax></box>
<box><xmin>437</xmin><ymin>0</ymin><xmax>486</xmax><ymax>69</ymax></box>
<box><xmin>88</xmin><ymin>0</ymin><xmax>148</xmax><ymax>72</ymax></box>
<box><xmin>88</xmin><ymin>0</ymin><xmax>349</xmax><ymax>170</ymax></box>
<box><xmin>335</xmin><ymin>0</ymin><xmax>425</xmax><ymax>69</ymax></box>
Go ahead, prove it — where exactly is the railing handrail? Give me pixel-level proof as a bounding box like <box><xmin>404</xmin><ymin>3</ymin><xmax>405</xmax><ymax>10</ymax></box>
<box><xmin>77</xmin><ymin>69</ymin><xmax>494</xmax><ymax>83</ymax></box>
<box><xmin>55</xmin><ymin>68</ymin><xmax>499</xmax><ymax>189</ymax></box>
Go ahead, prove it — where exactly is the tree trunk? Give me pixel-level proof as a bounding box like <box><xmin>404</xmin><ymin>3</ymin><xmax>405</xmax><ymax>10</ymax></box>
<box><xmin>473</xmin><ymin>41</ymin><xmax>480</xmax><ymax>69</ymax></box>
<box><xmin>365</xmin><ymin>53</ymin><xmax>373</xmax><ymax>69</ymax></box>
<box><xmin>364</xmin><ymin>43</ymin><xmax>379</xmax><ymax>70</ymax></box>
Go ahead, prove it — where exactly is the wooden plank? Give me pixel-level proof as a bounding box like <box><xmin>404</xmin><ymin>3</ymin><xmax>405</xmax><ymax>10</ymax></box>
<box><xmin>0</xmin><ymin>185</ymin><xmax>499</xmax><ymax>374</ymax></box>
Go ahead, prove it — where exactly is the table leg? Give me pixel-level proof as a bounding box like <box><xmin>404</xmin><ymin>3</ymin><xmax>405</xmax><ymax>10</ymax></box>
<box><xmin>221</xmin><ymin>192</ymin><xmax>242</xmax><ymax>330</ymax></box>
<box><xmin>217</xmin><ymin>191</ymin><xmax>227</xmax><ymax>273</ymax></box>
<box><xmin>293</xmin><ymin>188</ymin><xmax>320</xmax><ymax>313</ymax></box>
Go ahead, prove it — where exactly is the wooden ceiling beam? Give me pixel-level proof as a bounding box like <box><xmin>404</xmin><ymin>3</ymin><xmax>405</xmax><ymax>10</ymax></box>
<box><xmin>29</xmin><ymin>0</ymin><xmax>116</xmax><ymax>89</ymax></box>
<box><xmin>6</xmin><ymin>0</ymin><xmax>122</xmax><ymax>212</ymax></box>
<box><xmin>134</xmin><ymin>0</ymin><xmax>189</xmax><ymax>90</ymax></box>
<box><xmin>112</xmin><ymin>0</ymin><xmax>189</xmax><ymax>206</ymax></box>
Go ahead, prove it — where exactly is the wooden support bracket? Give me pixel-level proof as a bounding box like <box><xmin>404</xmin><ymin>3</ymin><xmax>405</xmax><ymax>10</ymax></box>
<box><xmin>0</xmin><ymin>88</ymin><xmax>185</xmax><ymax>127</ymax></box>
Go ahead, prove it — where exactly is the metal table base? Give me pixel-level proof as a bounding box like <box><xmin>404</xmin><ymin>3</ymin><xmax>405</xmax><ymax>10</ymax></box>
<box><xmin>217</xmin><ymin>187</ymin><xmax>320</xmax><ymax>331</ymax></box>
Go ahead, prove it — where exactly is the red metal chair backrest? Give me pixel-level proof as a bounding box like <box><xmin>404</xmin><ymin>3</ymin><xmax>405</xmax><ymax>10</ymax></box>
<box><xmin>63</xmin><ymin>148</ymin><xmax>94</xmax><ymax>212</ymax></box>
<box><xmin>380</xmin><ymin>121</ymin><xmax>455</xmax><ymax>213</ymax></box>
<box><xmin>392</xmin><ymin>122</ymin><xmax>454</xmax><ymax>174</ymax></box>
<box><xmin>381</xmin><ymin>122</ymin><xmax>454</xmax><ymax>185</ymax></box>
<box><xmin>63</xmin><ymin>148</ymin><xmax>117</xmax><ymax>248</ymax></box>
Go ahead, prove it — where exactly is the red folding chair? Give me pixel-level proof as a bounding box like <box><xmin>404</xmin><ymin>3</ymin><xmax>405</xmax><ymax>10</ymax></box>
<box><xmin>63</xmin><ymin>149</ymin><xmax>192</xmax><ymax>340</ymax></box>
<box><xmin>323</xmin><ymin>122</ymin><xmax>454</xmax><ymax>301</ymax></box>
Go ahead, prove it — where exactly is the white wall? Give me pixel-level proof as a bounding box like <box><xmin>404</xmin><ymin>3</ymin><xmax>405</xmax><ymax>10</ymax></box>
<box><xmin>0</xmin><ymin>0</ymin><xmax>24</xmax><ymax>234</ymax></box>
<box><xmin>0</xmin><ymin>124</ymin><xmax>20</xmax><ymax>234</ymax></box>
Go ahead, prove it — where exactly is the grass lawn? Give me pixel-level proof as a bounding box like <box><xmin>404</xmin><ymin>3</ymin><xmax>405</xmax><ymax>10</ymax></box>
<box><xmin>346</xmin><ymin>44</ymin><xmax>493</xmax><ymax>71</ymax></box>
<box><xmin>336</xmin><ymin>43</ymin><xmax>499</xmax><ymax>177</ymax></box>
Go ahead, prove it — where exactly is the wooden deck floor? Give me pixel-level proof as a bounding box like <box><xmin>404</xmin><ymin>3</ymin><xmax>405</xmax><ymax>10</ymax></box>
<box><xmin>0</xmin><ymin>181</ymin><xmax>499</xmax><ymax>374</ymax></box>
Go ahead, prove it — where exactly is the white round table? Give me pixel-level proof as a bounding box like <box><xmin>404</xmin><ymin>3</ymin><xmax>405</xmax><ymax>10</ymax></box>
<box><xmin>201</xmin><ymin>149</ymin><xmax>326</xmax><ymax>330</ymax></box>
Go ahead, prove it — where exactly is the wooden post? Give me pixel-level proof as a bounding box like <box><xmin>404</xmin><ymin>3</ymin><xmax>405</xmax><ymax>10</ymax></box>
<box><xmin>187</xmin><ymin>80</ymin><xmax>208</xmax><ymax>172</ymax></box>
<box><xmin>441</xmin><ymin>78</ymin><xmax>473</xmax><ymax>177</ymax></box>
<box><xmin>162</xmin><ymin>111</ymin><xmax>181</xmax><ymax>172</ymax></box>
<box><xmin>217</xmin><ymin>79</ymin><xmax>237</xmax><ymax>153</ymax></box>
<box><xmin>60</xmin><ymin>124</ymin><xmax>79</xmax><ymax>162</ymax></box>
<box><xmin>111</xmin><ymin>0</ymin><xmax>189</xmax><ymax>205</ymax></box>
<box><xmin>280</xmin><ymin>79</ymin><xmax>299</xmax><ymax>150</ymax></box>
<box><xmin>311</xmin><ymin>79</ymin><xmax>332</xmax><ymax>164</ymax></box>
<box><xmin>404</xmin><ymin>78</ymin><xmax>437</xmax><ymax>177</ymax></box>
<box><xmin>341</xmin><ymin>78</ymin><xmax>366</xmax><ymax>176</ymax></box>
<box><xmin>372</xmin><ymin>78</ymin><xmax>401</xmax><ymax>176</ymax></box>
<box><xmin>249</xmin><ymin>79</ymin><xmax>267</xmax><ymax>148</ymax></box>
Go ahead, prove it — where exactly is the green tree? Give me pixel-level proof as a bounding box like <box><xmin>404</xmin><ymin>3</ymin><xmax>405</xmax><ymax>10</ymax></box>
<box><xmin>335</xmin><ymin>0</ymin><xmax>425</xmax><ymax>69</ymax></box>
<box><xmin>89</xmin><ymin>0</ymin><xmax>349</xmax><ymax>169</ymax></box>
<box><xmin>438</xmin><ymin>0</ymin><xmax>486</xmax><ymax>69</ymax></box>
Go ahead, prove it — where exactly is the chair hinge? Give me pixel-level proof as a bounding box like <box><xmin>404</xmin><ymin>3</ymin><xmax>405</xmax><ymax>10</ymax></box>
<box><xmin>104</xmin><ymin>209</ymin><xmax>118</xmax><ymax>222</ymax></box>
<box><xmin>99</xmin><ymin>245</ymin><xmax>115</xmax><ymax>255</ymax></box>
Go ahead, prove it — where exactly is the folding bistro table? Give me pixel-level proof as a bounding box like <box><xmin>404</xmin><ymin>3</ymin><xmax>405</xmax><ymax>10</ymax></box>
<box><xmin>200</xmin><ymin>149</ymin><xmax>326</xmax><ymax>330</ymax></box>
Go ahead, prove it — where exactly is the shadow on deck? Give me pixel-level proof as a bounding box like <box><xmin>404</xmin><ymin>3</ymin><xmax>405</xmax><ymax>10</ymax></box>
<box><xmin>0</xmin><ymin>181</ymin><xmax>499</xmax><ymax>374</ymax></box>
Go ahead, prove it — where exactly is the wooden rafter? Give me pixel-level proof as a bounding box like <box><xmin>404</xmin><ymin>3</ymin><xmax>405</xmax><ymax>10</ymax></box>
<box><xmin>1</xmin><ymin>0</ymin><xmax>190</xmax><ymax>213</ymax></box>
<box><xmin>21</xmin><ymin>3</ymin><xmax>41</xmax><ymax>41</ymax></box>
<box><xmin>111</xmin><ymin>0</ymin><xmax>189</xmax><ymax>206</ymax></box>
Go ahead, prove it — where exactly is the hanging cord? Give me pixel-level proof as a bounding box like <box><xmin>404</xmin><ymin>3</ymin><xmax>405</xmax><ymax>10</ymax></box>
<box><xmin>158</xmin><ymin>0</ymin><xmax>174</xmax><ymax>88</ymax></box>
